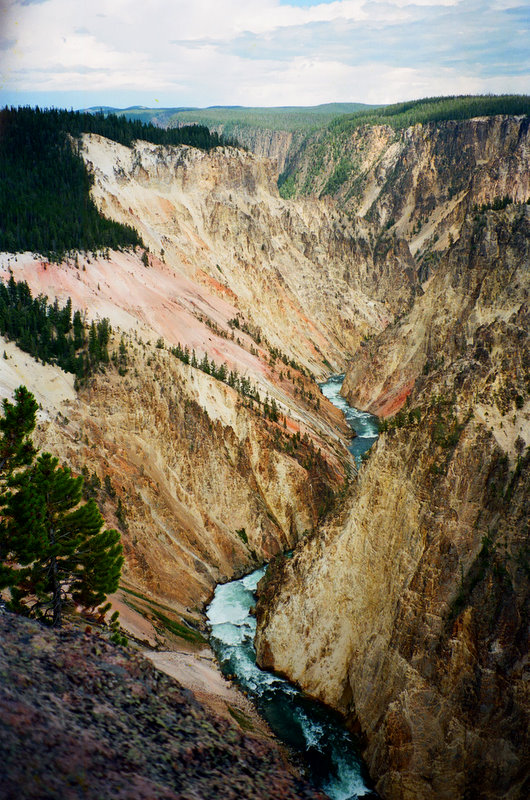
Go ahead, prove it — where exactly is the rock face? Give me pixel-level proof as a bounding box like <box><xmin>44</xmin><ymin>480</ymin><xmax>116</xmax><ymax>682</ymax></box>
<box><xmin>0</xmin><ymin>255</ymin><xmax>347</xmax><ymax>614</ymax></box>
<box><xmin>255</xmin><ymin>124</ymin><xmax>530</xmax><ymax>799</ymax></box>
<box><xmin>206</xmin><ymin>124</ymin><xmax>303</xmax><ymax>173</ymax></box>
<box><xmin>285</xmin><ymin>114</ymin><xmax>530</xmax><ymax>289</ymax></box>
<box><xmin>83</xmin><ymin>134</ymin><xmax>396</xmax><ymax>373</ymax></box>
<box><xmin>256</xmin><ymin>387</ymin><xmax>529</xmax><ymax>799</ymax></box>
<box><xmin>342</xmin><ymin>204</ymin><xmax>530</xmax><ymax>417</ymax></box>
<box><xmin>0</xmin><ymin>609</ymin><xmax>325</xmax><ymax>800</ymax></box>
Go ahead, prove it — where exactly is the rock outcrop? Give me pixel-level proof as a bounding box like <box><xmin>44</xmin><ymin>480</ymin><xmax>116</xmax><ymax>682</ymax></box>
<box><xmin>206</xmin><ymin>123</ymin><xmax>303</xmax><ymax>173</ymax></box>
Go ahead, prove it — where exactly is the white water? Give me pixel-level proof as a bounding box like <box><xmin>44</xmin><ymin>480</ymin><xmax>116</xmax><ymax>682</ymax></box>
<box><xmin>319</xmin><ymin>374</ymin><xmax>378</xmax><ymax>467</ymax></box>
<box><xmin>206</xmin><ymin>375</ymin><xmax>379</xmax><ymax>799</ymax></box>
<box><xmin>207</xmin><ymin>567</ymin><xmax>374</xmax><ymax>799</ymax></box>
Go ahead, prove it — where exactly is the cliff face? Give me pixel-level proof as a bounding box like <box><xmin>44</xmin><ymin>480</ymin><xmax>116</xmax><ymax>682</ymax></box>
<box><xmin>83</xmin><ymin>134</ymin><xmax>398</xmax><ymax>374</ymax></box>
<box><xmin>342</xmin><ymin>204</ymin><xmax>530</xmax><ymax>417</ymax></box>
<box><xmin>207</xmin><ymin>124</ymin><xmax>303</xmax><ymax>173</ymax></box>
<box><xmin>285</xmin><ymin>115</ymin><xmax>529</xmax><ymax>285</ymax></box>
<box><xmin>256</xmin><ymin>379</ymin><xmax>529</xmax><ymax>799</ymax></box>
<box><xmin>255</xmin><ymin>130</ymin><xmax>530</xmax><ymax>799</ymax></box>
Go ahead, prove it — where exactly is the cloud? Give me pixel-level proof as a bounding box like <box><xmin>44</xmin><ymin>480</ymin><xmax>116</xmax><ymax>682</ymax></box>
<box><xmin>0</xmin><ymin>0</ymin><xmax>528</xmax><ymax>107</ymax></box>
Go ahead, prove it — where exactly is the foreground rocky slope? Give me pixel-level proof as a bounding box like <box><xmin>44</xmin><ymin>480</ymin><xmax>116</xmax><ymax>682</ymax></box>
<box><xmin>0</xmin><ymin>609</ymin><xmax>324</xmax><ymax>800</ymax></box>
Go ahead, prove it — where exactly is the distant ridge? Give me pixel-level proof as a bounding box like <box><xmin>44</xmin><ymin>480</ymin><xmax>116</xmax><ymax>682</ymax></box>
<box><xmin>83</xmin><ymin>103</ymin><xmax>380</xmax><ymax>132</ymax></box>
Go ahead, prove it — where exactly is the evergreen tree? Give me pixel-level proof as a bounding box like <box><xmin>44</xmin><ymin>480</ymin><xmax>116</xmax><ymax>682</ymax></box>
<box><xmin>2</xmin><ymin>453</ymin><xmax>123</xmax><ymax>627</ymax></box>
<box><xmin>73</xmin><ymin>309</ymin><xmax>85</xmax><ymax>349</ymax></box>
<box><xmin>0</xmin><ymin>387</ymin><xmax>123</xmax><ymax>628</ymax></box>
<box><xmin>0</xmin><ymin>386</ymin><xmax>38</xmax><ymax>588</ymax></box>
<box><xmin>0</xmin><ymin>385</ymin><xmax>38</xmax><ymax>474</ymax></box>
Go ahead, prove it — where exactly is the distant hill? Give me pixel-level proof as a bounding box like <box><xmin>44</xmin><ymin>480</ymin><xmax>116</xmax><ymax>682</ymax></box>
<box><xmin>85</xmin><ymin>103</ymin><xmax>380</xmax><ymax>133</ymax></box>
<box><xmin>85</xmin><ymin>106</ymin><xmax>195</xmax><ymax>127</ymax></box>
<box><xmin>165</xmin><ymin>103</ymin><xmax>379</xmax><ymax>132</ymax></box>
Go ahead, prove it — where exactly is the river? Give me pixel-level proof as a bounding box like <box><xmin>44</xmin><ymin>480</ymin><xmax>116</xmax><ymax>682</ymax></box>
<box><xmin>207</xmin><ymin>375</ymin><xmax>379</xmax><ymax>799</ymax></box>
<box><xmin>319</xmin><ymin>373</ymin><xmax>379</xmax><ymax>468</ymax></box>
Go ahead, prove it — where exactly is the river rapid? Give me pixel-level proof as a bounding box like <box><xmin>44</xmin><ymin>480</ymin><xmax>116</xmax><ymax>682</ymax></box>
<box><xmin>207</xmin><ymin>375</ymin><xmax>379</xmax><ymax>799</ymax></box>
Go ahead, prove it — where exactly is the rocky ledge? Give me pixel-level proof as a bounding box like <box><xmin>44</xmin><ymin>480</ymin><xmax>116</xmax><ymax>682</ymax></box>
<box><xmin>0</xmin><ymin>610</ymin><xmax>324</xmax><ymax>800</ymax></box>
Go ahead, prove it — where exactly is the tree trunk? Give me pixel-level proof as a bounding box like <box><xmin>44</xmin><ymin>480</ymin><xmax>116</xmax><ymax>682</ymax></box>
<box><xmin>51</xmin><ymin>554</ymin><xmax>62</xmax><ymax>628</ymax></box>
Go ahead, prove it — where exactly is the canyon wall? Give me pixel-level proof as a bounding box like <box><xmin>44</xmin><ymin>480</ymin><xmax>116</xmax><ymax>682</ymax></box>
<box><xmin>285</xmin><ymin>115</ymin><xmax>529</xmax><ymax>284</ymax></box>
<box><xmin>82</xmin><ymin>133</ymin><xmax>407</xmax><ymax>371</ymax></box>
<box><xmin>1</xmin><ymin>114</ymin><xmax>528</xmax><ymax>797</ymax></box>
<box><xmin>2</xmin><ymin>134</ymin><xmax>378</xmax><ymax>619</ymax></box>
<box><xmin>205</xmin><ymin>124</ymin><xmax>303</xmax><ymax>173</ymax></box>
<box><xmin>256</xmin><ymin>121</ymin><xmax>529</xmax><ymax>799</ymax></box>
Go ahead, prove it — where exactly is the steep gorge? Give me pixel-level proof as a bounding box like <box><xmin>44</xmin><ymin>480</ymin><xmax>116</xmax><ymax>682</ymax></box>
<box><xmin>255</xmin><ymin>118</ymin><xmax>529</xmax><ymax>799</ymax></box>
<box><xmin>1</xmin><ymin>112</ymin><xmax>529</xmax><ymax>799</ymax></box>
<box><xmin>2</xmin><ymin>132</ymin><xmax>384</xmax><ymax>618</ymax></box>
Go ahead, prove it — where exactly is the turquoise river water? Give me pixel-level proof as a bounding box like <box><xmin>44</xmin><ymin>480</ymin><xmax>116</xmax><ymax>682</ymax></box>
<box><xmin>207</xmin><ymin>375</ymin><xmax>379</xmax><ymax>799</ymax></box>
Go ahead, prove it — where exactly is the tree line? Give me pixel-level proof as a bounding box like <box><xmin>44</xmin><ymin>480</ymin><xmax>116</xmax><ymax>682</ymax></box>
<box><xmin>329</xmin><ymin>94</ymin><xmax>530</xmax><ymax>134</ymax></box>
<box><xmin>0</xmin><ymin>275</ymin><xmax>111</xmax><ymax>382</ymax></box>
<box><xmin>169</xmin><ymin>341</ymin><xmax>280</xmax><ymax>421</ymax></box>
<box><xmin>0</xmin><ymin>106</ymin><xmax>235</xmax><ymax>260</ymax></box>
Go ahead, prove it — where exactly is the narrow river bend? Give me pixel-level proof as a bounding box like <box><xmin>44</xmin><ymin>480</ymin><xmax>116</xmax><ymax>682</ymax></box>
<box><xmin>207</xmin><ymin>375</ymin><xmax>379</xmax><ymax>800</ymax></box>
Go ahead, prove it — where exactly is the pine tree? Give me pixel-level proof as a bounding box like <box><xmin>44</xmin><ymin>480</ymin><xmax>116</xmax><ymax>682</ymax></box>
<box><xmin>0</xmin><ymin>385</ymin><xmax>39</xmax><ymax>590</ymax></box>
<box><xmin>0</xmin><ymin>385</ymin><xmax>38</xmax><ymax>474</ymax></box>
<box><xmin>2</xmin><ymin>453</ymin><xmax>123</xmax><ymax>627</ymax></box>
<box><xmin>0</xmin><ymin>387</ymin><xmax>123</xmax><ymax>628</ymax></box>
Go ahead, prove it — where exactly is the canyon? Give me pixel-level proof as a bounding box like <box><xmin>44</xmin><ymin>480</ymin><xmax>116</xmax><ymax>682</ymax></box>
<box><xmin>255</xmin><ymin>116</ymin><xmax>530</xmax><ymax>798</ymax></box>
<box><xmin>1</xmin><ymin>111</ymin><xmax>529</xmax><ymax>799</ymax></box>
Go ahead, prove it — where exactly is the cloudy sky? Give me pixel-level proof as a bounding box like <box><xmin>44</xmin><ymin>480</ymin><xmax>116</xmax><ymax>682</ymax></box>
<box><xmin>0</xmin><ymin>0</ymin><xmax>528</xmax><ymax>109</ymax></box>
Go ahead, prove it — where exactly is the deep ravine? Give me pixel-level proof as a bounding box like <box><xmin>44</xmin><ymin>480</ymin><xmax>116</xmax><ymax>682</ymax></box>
<box><xmin>206</xmin><ymin>376</ymin><xmax>379</xmax><ymax>800</ymax></box>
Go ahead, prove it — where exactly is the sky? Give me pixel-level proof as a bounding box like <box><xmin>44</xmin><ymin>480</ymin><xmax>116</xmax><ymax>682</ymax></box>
<box><xmin>0</xmin><ymin>0</ymin><xmax>528</xmax><ymax>109</ymax></box>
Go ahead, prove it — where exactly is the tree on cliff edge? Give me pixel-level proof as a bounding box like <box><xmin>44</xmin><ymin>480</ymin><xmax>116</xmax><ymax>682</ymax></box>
<box><xmin>0</xmin><ymin>386</ymin><xmax>123</xmax><ymax>627</ymax></box>
<box><xmin>0</xmin><ymin>386</ymin><xmax>38</xmax><ymax>588</ymax></box>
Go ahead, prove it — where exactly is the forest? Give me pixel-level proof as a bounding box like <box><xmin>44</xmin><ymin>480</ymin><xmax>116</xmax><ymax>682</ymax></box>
<box><xmin>0</xmin><ymin>275</ymin><xmax>111</xmax><ymax>381</ymax></box>
<box><xmin>0</xmin><ymin>107</ymin><xmax>234</xmax><ymax>259</ymax></box>
<box><xmin>330</xmin><ymin>94</ymin><xmax>530</xmax><ymax>134</ymax></box>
